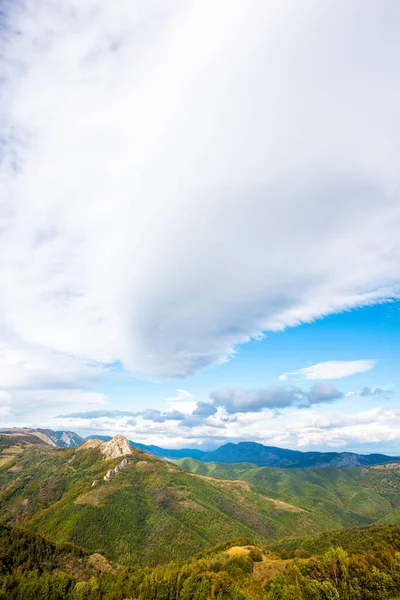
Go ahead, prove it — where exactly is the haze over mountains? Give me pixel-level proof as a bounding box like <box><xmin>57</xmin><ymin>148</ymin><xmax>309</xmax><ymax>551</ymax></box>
<box><xmin>11</xmin><ymin>426</ymin><xmax>397</xmax><ymax>469</ymax></box>
<box><xmin>130</xmin><ymin>440</ymin><xmax>400</xmax><ymax>469</ymax></box>
<box><xmin>3</xmin><ymin>427</ymin><xmax>398</xmax><ymax>469</ymax></box>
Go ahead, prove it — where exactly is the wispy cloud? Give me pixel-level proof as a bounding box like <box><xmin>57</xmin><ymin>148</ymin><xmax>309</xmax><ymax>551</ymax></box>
<box><xmin>0</xmin><ymin>1</ymin><xmax>399</xmax><ymax>385</ymax></box>
<box><xmin>359</xmin><ymin>386</ymin><xmax>392</xmax><ymax>398</ymax></box>
<box><xmin>58</xmin><ymin>402</ymin><xmax>218</xmax><ymax>430</ymax></box>
<box><xmin>165</xmin><ymin>389</ymin><xmax>197</xmax><ymax>414</ymax></box>
<box><xmin>280</xmin><ymin>360</ymin><xmax>376</xmax><ymax>381</ymax></box>
<box><xmin>0</xmin><ymin>341</ymin><xmax>104</xmax><ymax>390</ymax></box>
<box><xmin>59</xmin><ymin>382</ymin><xmax>344</xmax><ymax>424</ymax></box>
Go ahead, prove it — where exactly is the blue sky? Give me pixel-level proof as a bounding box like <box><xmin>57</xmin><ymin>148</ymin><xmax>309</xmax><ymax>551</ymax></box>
<box><xmin>1</xmin><ymin>1</ymin><xmax>400</xmax><ymax>454</ymax></box>
<box><xmin>98</xmin><ymin>301</ymin><xmax>399</xmax><ymax>408</ymax></box>
<box><xmin>46</xmin><ymin>301</ymin><xmax>400</xmax><ymax>454</ymax></box>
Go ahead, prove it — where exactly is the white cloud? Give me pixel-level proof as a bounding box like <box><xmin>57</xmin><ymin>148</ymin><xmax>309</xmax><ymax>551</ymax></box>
<box><xmin>0</xmin><ymin>391</ymin><xmax>12</xmax><ymax>403</ymax></box>
<box><xmin>1</xmin><ymin>389</ymin><xmax>107</xmax><ymax>427</ymax></box>
<box><xmin>165</xmin><ymin>389</ymin><xmax>197</xmax><ymax>414</ymax></box>
<box><xmin>0</xmin><ymin>0</ymin><xmax>400</xmax><ymax>383</ymax></box>
<box><xmin>0</xmin><ymin>341</ymin><xmax>103</xmax><ymax>389</ymax></box>
<box><xmin>292</xmin><ymin>407</ymin><xmax>400</xmax><ymax>450</ymax></box>
<box><xmin>0</xmin><ymin>391</ymin><xmax>12</xmax><ymax>418</ymax></box>
<box><xmin>51</xmin><ymin>402</ymin><xmax>400</xmax><ymax>454</ymax></box>
<box><xmin>210</xmin><ymin>382</ymin><xmax>343</xmax><ymax>413</ymax></box>
<box><xmin>280</xmin><ymin>360</ymin><xmax>376</xmax><ymax>381</ymax></box>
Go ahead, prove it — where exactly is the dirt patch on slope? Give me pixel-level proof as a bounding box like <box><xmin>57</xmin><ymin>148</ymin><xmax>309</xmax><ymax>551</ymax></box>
<box><xmin>87</xmin><ymin>553</ymin><xmax>120</xmax><ymax>574</ymax></box>
<box><xmin>253</xmin><ymin>559</ymin><xmax>292</xmax><ymax>583</ymax></box>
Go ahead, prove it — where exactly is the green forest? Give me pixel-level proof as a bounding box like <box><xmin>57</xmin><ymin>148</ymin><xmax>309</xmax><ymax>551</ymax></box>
<box><xmin>2</xmin><ymin>434</ymin><xmax>400</xmax><ymax>599</ymax></box>
<box><xmin>2</xmin><ymin>524</ymin><xmax>400</xmax><ymax>599</ymax></box>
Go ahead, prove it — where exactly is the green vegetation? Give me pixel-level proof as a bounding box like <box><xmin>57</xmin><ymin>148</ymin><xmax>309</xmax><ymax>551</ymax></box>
<box><xmin>267</xmin><ymin>525</ymin><xmax>400</xmax><ymax>599</ymax></box>
<box><xmin>2</xmin><ymin>436</ymin><xmax>400</xmax><ymax>568</ymax></box>
<box><xmin>3</xmin><ymin>435</ymin><xmax>400</xmax><ymax>598</ymax></box>
<box><xmin>0</xmin><ymin>438</ymin><xmax>276</xmax><ymax>565</ymax></box>
<box><xmin>2</xmin><ymin>523</ymin><xmax>400</xmax><ymax>599</ymax></box>
<box><xmin>178</xmin><ymin>458</ymin><xmax>400</xmax><ymax>530</ymax></box>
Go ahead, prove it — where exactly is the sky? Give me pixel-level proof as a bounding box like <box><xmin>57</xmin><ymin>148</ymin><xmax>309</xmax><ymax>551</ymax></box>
<box><xmin>1</xmin><ymin>0</ymin><xmax>400</xmax><ymax>454</ymax></box>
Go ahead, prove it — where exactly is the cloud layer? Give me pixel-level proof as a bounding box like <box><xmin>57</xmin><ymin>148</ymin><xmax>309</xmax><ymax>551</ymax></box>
<box><xmin>54</xmin><ymin>399</ymin><xmax>400</xmax><ymax>455</ymax></box>
<box><xmin>0</xmin><ymin>0</ymin><xmax>400</xmax><ymax>383</ymax></box>
<box><xmin>280</xmin><ymin>360</ymin><xmax>377</xmax><ymax>381</ymax></box>
<box><xmin>210</xmin><ymin>383</ymin><xmax>343</xmax><ymax>413</ymax></box>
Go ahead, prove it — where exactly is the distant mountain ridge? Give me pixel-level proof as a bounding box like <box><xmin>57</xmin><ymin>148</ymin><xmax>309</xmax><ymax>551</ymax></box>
<box><xmin>194</xmin><ymin>441</ymin><xmax>400</xmax><ymax>468</ymax></box>
<box><xmin>86</xmin><ymin>435</ymin><xmax>399</xmax><ymax>469</ymax></box>
<box><xmin>2</xmin><ymin>428</ymin><xmax>398</xmax><ymax>467</ymax></box>
<box><xmin>37</xmin><ymin>428</ymin><xmax>84</xmax><ymax>448</ymax></box>
<box><xmin>0</xmin><ymin>427</ymin><xmax>83</xmax><ymax>448</ymax></box>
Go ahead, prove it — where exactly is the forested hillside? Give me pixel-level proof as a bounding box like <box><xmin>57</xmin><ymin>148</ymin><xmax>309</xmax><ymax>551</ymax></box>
<box><xmin>0</xmin><ymin>435</ymin><xmax>281</xmax><ymax>565</ymax></box>
<box><xmin>2</xmin><ymin>523</ymin><xmax>400</xmax><ymax>599</ymax></box>
<box><xmin>178</xmin><ymin>457</ymin><xmax>400</xmax><ymax>528</ymax></box>
<box><xmin>2</xmin><ymin>433</ymin><xmax>400</xmax><ymax>598</ymax></box>
<box><xmin>2</xmin><ymin>434</ymin><xmax>400</xmax><ymax>569</ymax></box>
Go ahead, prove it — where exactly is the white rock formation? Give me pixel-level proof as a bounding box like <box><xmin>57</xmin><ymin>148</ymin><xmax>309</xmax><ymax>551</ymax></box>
<box><xmin>99</xmin><ymin>435</ymin><xmax>132</xmax><ymax>459</ymax></box>
<box><xmin>104</xmin><ymin>458</ymin><xmax>131</xmax><ymax>481</ymax></box>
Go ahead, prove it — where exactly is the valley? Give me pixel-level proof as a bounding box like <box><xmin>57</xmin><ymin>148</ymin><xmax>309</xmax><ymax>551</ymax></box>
<box><xmin>1</xmin><ymin>431</ymin><xmax>400</xmax><ymax>598</ymax></box>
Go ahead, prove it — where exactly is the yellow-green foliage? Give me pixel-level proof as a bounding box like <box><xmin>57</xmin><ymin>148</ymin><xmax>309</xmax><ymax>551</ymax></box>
<box><xmin>2</xmin><ymin>523</ymin><xmax>400</xmax><ymax>600</ymax></box>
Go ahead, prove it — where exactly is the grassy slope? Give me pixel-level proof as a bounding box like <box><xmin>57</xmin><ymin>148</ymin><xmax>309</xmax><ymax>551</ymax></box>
<box><xmin>2</xmin><ymin>436</ymin><xmax>400</xmax><ymax>568</ymax></box>
<box><xmin>178</xmin><ymin>458</ymin><xmax>400</xmax><ymax>530</ymax></box>
<box><xmin>0</xmin><ymin>439</ymin><xmax>307</xmax><ymax>565</ymax></box>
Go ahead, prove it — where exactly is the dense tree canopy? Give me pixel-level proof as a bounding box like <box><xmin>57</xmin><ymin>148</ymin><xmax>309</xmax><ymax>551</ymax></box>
<box><xmin>2</xmin><ymin>524</ymin><xmax>400</xmax><ymax>599</ymax></box>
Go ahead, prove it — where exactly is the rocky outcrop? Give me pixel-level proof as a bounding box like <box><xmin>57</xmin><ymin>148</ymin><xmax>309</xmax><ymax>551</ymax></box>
<box><xmin>99</xmin><ymin>435</ymin><xmax>132</xmax><ymax>459</ymax></box>
<box><xmin>77</xmin><ymin>439</ymin><xmax>103</xmax><ymax>451</ymax></box>
<box><xmin>104</xmin><ymin>458</ymin><xmax>131</xmax><ymax>481</ymax></box>
<box><xmin>76</xmin><ymin>434</ymin><xmax>132</xmax><ymax>461</ymax></box>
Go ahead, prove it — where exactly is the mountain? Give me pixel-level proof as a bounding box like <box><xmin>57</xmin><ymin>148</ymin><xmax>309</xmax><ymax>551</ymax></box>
<box><xmin>195</xmin><ymin>441</ymin><xmax>400</xmax><ymax>468</ymax></box>
<box><xmin>129</xmin><ymin>441</ymin><xmax>206</xmax><ymax>460</ymax></box>
<box><xmin>0</xmin><ymin>427</ymin><xmax>83</xmax><ymax>448</ymax></box>
<box><xmin>2</xmin><ymin>431</ymin><xmax>400</xmax><ymax>598</ymax></box>
<box><xmin>85</xmin><ymin>435</ymin><xmax>206</xmax><ymax>460</ymax></box>
<box><xmin>2</xmin><ymin>431</ymin><xmax>400</xmax><ymax>569</ymax></box>
<box><xmin>0</xmin><ymin>432</ymin><xmax>282</xmax><ymax>565</ymax></box>
<box><xmin>86</xmin><ymin>436</ymin><xmax>399</xmax><ymax>468</ymax></box>
<box><xmin>178</xmin><ymin>456</ymin><xmax>400</xmax><ymax>530</ymax></box>
<box><xmin>37</xmin><ymin>428</ymin><xmax>84</xmax><ymax>448</ymax></box>
<box><xmin>8</xmin><ymin>428</ymin><xmax>395</xmax><ymax>468</ymax></box>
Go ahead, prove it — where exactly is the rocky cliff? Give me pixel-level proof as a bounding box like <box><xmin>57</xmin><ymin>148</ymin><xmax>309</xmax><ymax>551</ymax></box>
<box><xmin>99</xmin><ymin>435</ymin><xmax>132</xmax><ymax>459</ymax></box>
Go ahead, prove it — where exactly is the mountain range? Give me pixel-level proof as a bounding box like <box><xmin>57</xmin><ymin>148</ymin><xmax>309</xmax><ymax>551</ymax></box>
<box><xmin>3</xmin><ymin>427</ymin><xmax>398</xmax><ymax>468</ymax></box>
<box><xmin>1</xmin><ymin>430</ymin><xmax>400</xmax><ymax>567</ymax></box>
<box><xmin>2</xmin><ymin>429</ymin><xmax>400</xmax><ymax>598</ymax></box>
<box><xmin>89</xmin><ymin>434</ymin><xmax>400</xmax><ymax>469</ymax></box>
<box><xmin>0</xmin><ymin>427</ymin><xmax>83</xmax><ymax>448</ymax></box>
